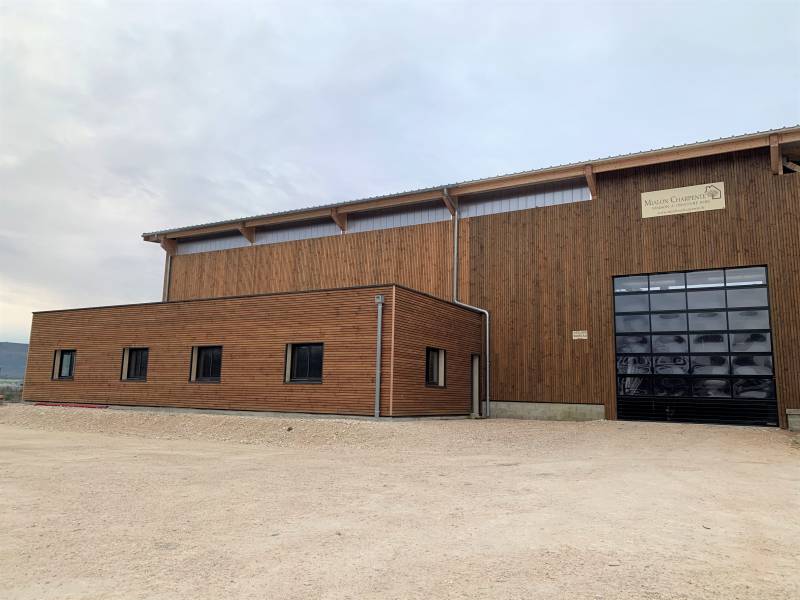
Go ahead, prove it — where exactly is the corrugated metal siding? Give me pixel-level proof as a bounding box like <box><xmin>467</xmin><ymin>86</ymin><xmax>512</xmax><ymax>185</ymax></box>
<box><xmin>348</xmin><ymin>203</ymin><xmax>451</xmax><ymax>233</ymax></box>
<box><xmin>460</xmin><ymin>179</ymin><xmax>590</xmax><ymax>218</ymax></box>
<box><xmin>176</xmin><ymin>235</ymin><xmax>249</xmax><ymax>255</ymax></box>
<box><xmin>254</xmin><ymin>220</ymin><xmax>342</xmax><ymax>245</ymax></box>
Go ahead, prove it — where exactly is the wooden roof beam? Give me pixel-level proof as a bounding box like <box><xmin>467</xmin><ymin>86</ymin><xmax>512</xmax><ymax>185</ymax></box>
<box><xmin>159</xmin><ymin>237</ymin><xmax>177</xmax><ymax>256</ymax></box>
<box><xmin>238</xmin><ymin>225</ymin><xmax>256</xmax><ymax>243</ymax></box>
<box><xmin>330</xmin><ymin>208</ymin><xmax>347</xmax><ymax>232</ymax></box>
<box><xmin>584</xmin><ymin>165</ymin><xmax>598</xmax><ymax>199</ymax></box>
<box><xmin>442</xmin><ymin>188</ymin><xmax>457</xmax><ymax>216</ymax></box>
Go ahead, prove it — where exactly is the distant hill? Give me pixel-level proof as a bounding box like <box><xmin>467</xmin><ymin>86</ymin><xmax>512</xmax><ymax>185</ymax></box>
<box><xmin>0</xmin><ymin>342</ymin><xmax>28</xmax><ymax>380</ymax></box>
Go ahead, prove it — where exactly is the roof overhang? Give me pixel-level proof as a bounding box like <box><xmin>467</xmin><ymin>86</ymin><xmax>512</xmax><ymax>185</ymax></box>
<box><xmin>143</xmin><ymin>125</ymin><xmax>800</xmax><ymax>243</ymax></box>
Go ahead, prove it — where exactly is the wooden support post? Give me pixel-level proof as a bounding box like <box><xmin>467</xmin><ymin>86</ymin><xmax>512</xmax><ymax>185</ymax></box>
<box><xmin>237</xmin><ymin>225</ymin><xmax>256</xmax><ymax>243</ymax></box>
<box><xmin>442</xmin><ymin>188</ymin><xmax>457</xmax><ymax>216</ymax></box>
<box><xmin>770</xmin><ymin>134</ymin><xmax>782</xmax><ymax>175</ymax></box>
<box><xmin>584</xmin><ymin>164</ymin><xmax>598</xmax><ymax>199</ymax></box>
<box><xmin>330</xmin><ymin>208</ymin><xmax>347</xmax><ymax>232</ymax></box>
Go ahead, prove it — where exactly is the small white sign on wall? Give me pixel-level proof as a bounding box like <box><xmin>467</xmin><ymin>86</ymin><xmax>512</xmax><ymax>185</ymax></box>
<box><xmin>641</xmin><ymin>182</ymin><xmax>725</xmax><ymax>218</ymax></box>
<box><xmin>572</xmin><ymin>330</ymin><xmax>588</xmax><ymax>340</ymax></box>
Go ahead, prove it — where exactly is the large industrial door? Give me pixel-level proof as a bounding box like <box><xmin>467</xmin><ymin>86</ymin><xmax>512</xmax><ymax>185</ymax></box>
<box><xmin>614</xmin><ymin>267</ymin><xmax>778</xmax><ymax>426</ymax></box>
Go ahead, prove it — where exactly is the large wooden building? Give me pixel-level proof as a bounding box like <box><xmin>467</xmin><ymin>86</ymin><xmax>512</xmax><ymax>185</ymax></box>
<box><xmin>24</xmin><ymin>127</ymin><xmax>800</xmax><ymax>428</ymax></box>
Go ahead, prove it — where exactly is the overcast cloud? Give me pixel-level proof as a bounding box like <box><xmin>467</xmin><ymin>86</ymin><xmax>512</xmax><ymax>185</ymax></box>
<box><xmin>1</xmin><ymin>0</ymin><xmax>798</xmax><ymax>343</ymax></box>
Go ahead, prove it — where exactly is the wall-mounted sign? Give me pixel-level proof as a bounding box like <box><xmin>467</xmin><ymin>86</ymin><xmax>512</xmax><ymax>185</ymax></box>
<box><xmin>641</xmin><ymin>182</ymin><xmax>725</xmax><ymax>219</ymax></box>
<box><xmin>572</xmin><ymin>330</ymin><xmax>588</xmax><ymax>340</ymax></box>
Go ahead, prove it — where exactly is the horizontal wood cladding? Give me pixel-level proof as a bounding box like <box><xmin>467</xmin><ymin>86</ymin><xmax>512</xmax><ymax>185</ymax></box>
<box><xmin>168</xmin><ymin>221</ymin><xmax>453</xmax><ymax>302</ymax></box>
<box><xmin>390</xmin><ymin>287</ymin><xmax>483</xmax><ymax>416</ymax></box>
<box><xmin>24</xmin><ymin>287</ymin><xmax>396</xmax><ymax>416</ymax></box>
<box><xmin>464</xmin><ymin>148</ymin><xmax>800</xmax><ymax>427</ymax></box>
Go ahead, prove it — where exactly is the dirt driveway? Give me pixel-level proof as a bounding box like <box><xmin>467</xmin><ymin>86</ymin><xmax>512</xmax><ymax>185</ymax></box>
<box><xmin>1</xmin><ymin>405</ymin><xmax>798</xmax><ymax>600</ymax></box>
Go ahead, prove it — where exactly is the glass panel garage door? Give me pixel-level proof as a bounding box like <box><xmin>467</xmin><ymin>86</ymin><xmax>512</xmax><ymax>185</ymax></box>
<box><xmin>614</xmin><ymin>267</ymin><xmax>778</xmax><ymax>426</ymax></box>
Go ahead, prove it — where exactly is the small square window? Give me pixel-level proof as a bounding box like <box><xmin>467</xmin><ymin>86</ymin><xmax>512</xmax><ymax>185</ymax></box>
<box><xmin>191</xmin><ymin>346</ymin><xmax>222</xmax><ymax>383</ymax></box>
<box><xmin>425</xmin><ymin>347</ymin><xmax>446</xmax><ymax>387</ymax></box>
<box><xmin>285</xmin><ymin>343</ymin><xmax>323</xmax><ymax>383</ymax></box>
<box><xmin>53</xmin><ymin>349</ymin><xmax>76</xmax><ymax>380</ymax></box>
<box><xmin>122</xmin><ymin>348</ymin><xmax>149</xmax><ymax>381</ymax></box>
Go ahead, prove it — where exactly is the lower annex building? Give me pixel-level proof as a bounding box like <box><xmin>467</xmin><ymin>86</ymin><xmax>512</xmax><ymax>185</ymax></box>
<box><xmin>23</xmin><ymin>126</ymin><xmax>800</xmax><ymax>429</ymax></box>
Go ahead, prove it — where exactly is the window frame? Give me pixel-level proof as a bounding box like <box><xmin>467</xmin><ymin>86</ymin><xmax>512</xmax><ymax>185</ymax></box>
<box><xmin>52</xmin><ymin>349</ymin><xmax>76</xmax><ymax>380</ymax></box>
<box><xmin>284</xmin><ymin>342</ymin><xmax>324</xmax><ymax>384</ymax></box>
<box><xmin>425</xmin><ymin>346</ymin><xmax>446</xmax><ymax>388</ymax></box>
<box><xmin>121</xmin><ymin>347</ymin><xmax>149</xmax><ymax>382</ymax></box>
<box><xmin>190</xmin><ymin>345</ymin><xmax>223</xmax><ymax>384</ymax></box>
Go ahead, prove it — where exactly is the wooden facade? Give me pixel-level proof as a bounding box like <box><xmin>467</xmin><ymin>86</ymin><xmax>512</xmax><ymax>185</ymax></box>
<box><xmin>23</xmin><ymin>286</ymin><xmax>483</xmax><ymax>417</ymax></box>
<box><xmin>159</xmin><ymin>148</ymin><xmax>799</xmax><ymax>426</ymax></box>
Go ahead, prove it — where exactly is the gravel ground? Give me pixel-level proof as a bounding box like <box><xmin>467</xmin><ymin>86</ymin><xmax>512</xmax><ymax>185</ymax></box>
<box><xmin>1</xmin><ymin>404</ymin><xmax>798</xmax><ymax>600</ymax></box>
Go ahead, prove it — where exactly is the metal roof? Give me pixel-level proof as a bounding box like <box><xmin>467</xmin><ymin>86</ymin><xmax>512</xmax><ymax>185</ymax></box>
<box><xmin>142</xmin><ymin>125</ymin><xmax>800</xmax><ymax>239</ymax></box>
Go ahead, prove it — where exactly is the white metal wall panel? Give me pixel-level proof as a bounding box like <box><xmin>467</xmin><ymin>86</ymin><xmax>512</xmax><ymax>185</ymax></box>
<box><xmin>460</xmin><ymin>180</ymin><xmax>590</xmax><ymax>218</ymax></box>
<box><xmin>348</xmin><ymin>203</ymin><xmax>451</xmax><ymax>233</ymax></box>
<box><xmin>254</xmin><ymin>220</ymin><xmax>342</xmax><ymax>245</ymax></box>
<box><xmin>176</xmin><ymin>235</ymin><xmax>249</xmax><ymax>255</ymax></box>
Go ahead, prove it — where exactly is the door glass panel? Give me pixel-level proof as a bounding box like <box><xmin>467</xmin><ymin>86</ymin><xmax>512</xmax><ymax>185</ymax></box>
<box><xmin>617</xmin><ymin>376</ymin><xmax>651</xmax><ymax>396</ymax></box>
<box><xmin>687</xmin><ymin>290</ymin><xmax>726</xmax><ymax>309</ymax></box>
<box><xmin>690</xmin><ymin>333</ymin><xmax>728</xmax><ymax>353</ymax></box>
<box><xmin>651</xmin><ymin>313</ymin><xmax>687</xmax><ymax>332</ymax></box>
<box><xmin>616</xmin><ymin>335</ymin><xmax>650</xmax><ymax>353</ymax></box>
<box><xmin>728</xmin><ymin>310</ymin><xmax>769</xmax><ymax>330</ymax></box>
<box><xmin>650</xmin><ymin>292</ymin><xmax>686</xmax><ymax>311</ymax></box>
<box><xmin>653</xmin><ymin>355</ymin><xmax>689</xmax><ymax>374</ymax></box>
<box><xmin>649</xmin><ymin>272</ymin><xmax>686</xmax><ymax>291</ymax></box>
<box><xmin>688</xmin><ymin>311</ymin><xmax>726</xmax><ymax>331</ymax></box>
<box><xmin>616</xmin><ymin>356</ymin><xmax>651</xmax><ymax>374</ymax></box>
<box><xmin>614</xmin><ymin>275</ymin><xmax>648</xmax><ymax>292</ymax></box>
<box><xmin>654</xmin><ymin>376</ymin><xmax>689</xmax><ymax>397</ymax></box>
<box><xmin>731</xmin><ymin>355</ymin><xmax>773</xmax><ymax>375</ymax></box>
<box><xmin>691</xmin><ymin>355</ymin><xmax>729</xmax><ymax>375</ymax></box>
<box><xmin>686</xmin><ymin>270</ymin><xmax>725</xmax><ymax>288</ymax></box>
<box><xmin>730</xmin><ymin>332</ymin><xmax>771</xmax><ymax>353</ymax></box>
<box><xmin>652</xmin><ymin>334</ymin><xmax>688</xmax><ymax>353</ymax></box>
<box><xmin>692</xmin><ymin>378</ymin><xmax>731</xmax><ymax>397</ymax></box>
<box><xmin>725</xmin><ymin>266</ymin><xmax>766</xmax><ymax>286</ymax></box>
<box><xmin>615</xmin><ymin>314</ymin><xmax>650</xmax><ymax>333</ymax></box>
<box><xmin>727</xmin><ymin>287</ymin><xmax>768</xmax><ymax>308</ymax></box>
<box><xmin>733</xmin><ymin>378</ymin><xmax>775</xmax><ymax>398</ymax></box>
<box><xmin>614</xmin><ymin>294</ymin><xmax>649</xmax><ymax>312</ymax></box>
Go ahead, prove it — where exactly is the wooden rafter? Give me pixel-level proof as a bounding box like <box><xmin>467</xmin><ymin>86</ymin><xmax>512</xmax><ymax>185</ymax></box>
<box><xmin>330</xmin><ymin>208</ymin><xmax>347</xmax><ymax>232</ymax></box>
<box><xmin>237</xmin><ymin>225</ymin><xmax>256</xmax><ymax>243</ymax></box>
<box><xmin>770</xmin><ymin>134</ymin><xmax>782</xmax><ymax>174</ymax></box>
<box><xmin>442</xmin><ymin>188</ymin><xmax>457</xmax><ymax>216</ymax></box>
<box><xmin>782</xmin><ymin>157</ymin><xmax>800</xmax><ymax>173</ymax></box>
<box><xmin>584</xmin><ymin>165</ymin><xmax>598</xmax><ymax>199</ymax></box>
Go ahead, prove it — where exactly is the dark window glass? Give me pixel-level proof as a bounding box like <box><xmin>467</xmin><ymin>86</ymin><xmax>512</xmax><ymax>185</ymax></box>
<box><xmin>692</xmin><ymin>378</ymin><xmax>731</xmax><ymax>398</ymax></box>
<box><xmin>126</xmin><ymin>348</ymin><xmax>149</xmax><ymax>380</ymax></box>
<box><xmin>691</xmin><ymin>355</ymin><xmax>729</xmax><ymax>375</ymax></box>
<box><xmin>725</xmin><ymin>267</ymin><xmax>766</xmax><ymax>287</ymax></box>
<box><xmin>425</xmin><ymin>347</ymin><xmax>442</xmax><ymax>385</ymax></box>
<box><xmin>687</xmin><ymin>290</ymin><xmax>725</xmax><ymax>309</ymax></box>
<box><xmin>730</xmin><ymin>332</ymin><xmax>771</xmax><ymax>353</ymax></box>
<box><xmin>686</xmin><ymin>269</ymin><xmax>724</xmax><ymax>288</ymax></box>
<box><xmin>614</xmin><ymin>275</ymin><xmax>648</xmax><ymax>293</ymax></box>
<box><xmin>651</xmin><ymin>313</ymin><xmax>687</xmax><ymax>332</ymax></box>
<box><xmin>650</xmin><ymin>292</ymin><xmax>687</xmax><ymax>311</ymax></box>
<box><xmin>652</xmin><ymin>334</ymin><xmax>688</xmax><ymax>353</ymax></box>
<box><xmin>731</xmin><ymin>355</ymin><xmax>773</xmax><ymax>376</ymax></box>
<box><xmin>649</xmin><ymin>272</ymin><xmax>686</xmax><ymax>291</ymax></box>
<box><xmin>690</xmin><ymin>333</ymin><xmax>728</xmax><ymax>353</ymax></box>
<box><xmin>733</xmin><ymin>378</ymin><xmax>775</xmax><ymax>399</ymax></box>
<box><xmin>654</xmin><ymin>377</ymin><xmax>689</xmax><ymax>397</ymax></box>
<box><xmin>688</xmin><ymin>311</ymin><xmax>727</xmax><ymax>331</ymax></box>
<box><xmin>196</xmin><ymin>346</ymin><xmax>222</xmax><ymax>382</ymax></box>
<box><xmin>615</xmin><ymin>335</ymin><xmax>650</xmax><ymax>354</ymax></box>
<box><xmin>727</xmin><ymin>287</ymin><xmax>768</xmax><ymax>308</ymax></box>
<box><xmin>653</xmin><ymin>355</ymin><xmax>689</xmax><ymax>374</ymax></box>
<box><xmin>290</xmin><ymin>344</ymin><xmax>323</xmax><ymax>382</ymax></box>
<box><xmin>615</xmin><ymin>314</ymin><xmax>650</xmax><ymax>333</ymax></box>
<box><xmin>58</xmin><ymin>350</ymin><xmax>75</xmax><ymax>379</ymax></box>
<box><xmin>614</xmin><ymin>293</ymin><xmax>649</xmax><ymax>313</ymax></box>
<box><xmin>617</xmin><ymin>376</ymin><xmax>651</xmax><ymax>396</ymax></box>
<box><xmin>616</xmin><ymin>356</ymin><xmax>651</xmax><ymax>374</ymax></box>
<box><xmin>728</xmin><ymin>310</ymin><xmax>769</xmax><ymax>330</ymax></box>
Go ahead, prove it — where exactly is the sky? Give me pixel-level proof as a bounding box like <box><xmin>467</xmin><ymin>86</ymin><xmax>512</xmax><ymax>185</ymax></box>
<box><xmin>1</xmin><ymin>0</ymin><xmax>798</xmax><ymax>343</ymax></box>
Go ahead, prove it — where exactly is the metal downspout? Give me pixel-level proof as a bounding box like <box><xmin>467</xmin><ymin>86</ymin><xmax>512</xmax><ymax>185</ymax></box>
<box><xmin>374</xmin><ymin>294</ymin><xmax>385</xmax><ymax>418</ymax></box>
<box><xmin>448</xmin><ymin>189</ymin><xmax>491</xmax><ymax>418</ymax></box>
